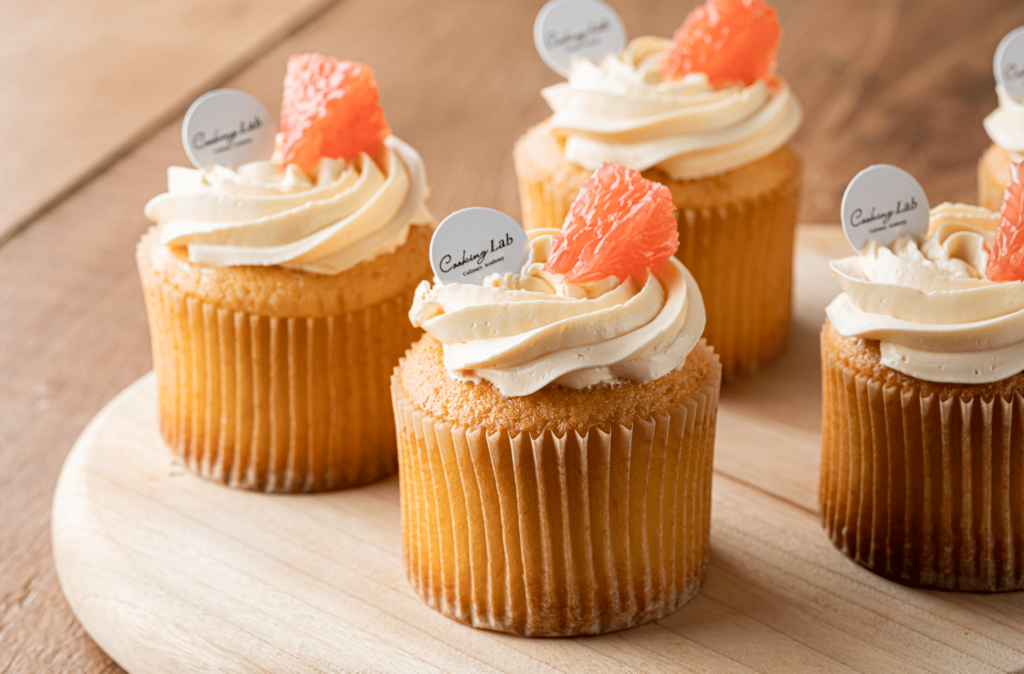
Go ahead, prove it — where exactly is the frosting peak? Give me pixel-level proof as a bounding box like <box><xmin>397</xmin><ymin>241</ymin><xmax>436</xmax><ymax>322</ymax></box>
<box><xmin>144</xmin><ymin>136</ymin><xmax>431</xmax><ymax>275</ymax></box>
<box><xmin>410</xmin><ymin>229</ymin><xmax>705</xmax><ymax>397</ymax></box>
<box><xmin>541</xmin><ymin>36</ymin><xmax>802</xmax><ymax>179</ymax></box>
<box><xmin>826</xmin><ymin>203</ymin><xmax>1024</xmax><ymax>384</ymax></box>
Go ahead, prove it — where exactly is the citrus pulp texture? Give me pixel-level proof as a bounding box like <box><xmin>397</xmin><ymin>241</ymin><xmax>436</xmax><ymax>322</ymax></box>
<box><xmin>545</xmin><ymin>163</ymin><xmax>679</xmax><ymax>283</ymax></box>
<box><xmin>660</xmin><ymin>0</ymin><xmax>781</xmax><ymax>87</ymax></box>
<box><xmin>280</xmin><ymin>54</ymin><xmax>391</xmax><ymax>173</ymax></box>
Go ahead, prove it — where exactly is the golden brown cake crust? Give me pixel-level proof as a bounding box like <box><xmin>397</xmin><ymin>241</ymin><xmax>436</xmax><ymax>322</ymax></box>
<box><xmin>400</xmin><ymin>334</ymin><xmax>712</xmax><ymax>435</ymax></box>
<box><xmin>514</xmin><ymin>120</ymin><xmax>801</xmax><ymax>208</ymax></box>
<box><xmin>136</xmin><ymin>222</ymin><xmax>434</xmax><ymax>317</ymax></box>
<box><xmin>824</xmin><ymin>319</ymin><xmax>1024</xmax><ymax>398</ymax></box>
<box><xmin>978</xmin><ymin>142</ymin><xmax>1012</xmax><ymax>212</ymax></box>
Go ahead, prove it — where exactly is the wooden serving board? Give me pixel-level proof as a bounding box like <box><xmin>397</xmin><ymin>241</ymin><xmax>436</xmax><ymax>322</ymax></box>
<box><xmin>51</xmin><ymin>227</ymin><xmax>1024</xmax><ymax>674</ymax></box>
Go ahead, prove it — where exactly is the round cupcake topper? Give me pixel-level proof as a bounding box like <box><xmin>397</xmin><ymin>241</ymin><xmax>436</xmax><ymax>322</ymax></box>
<box><xmin>841</xmin><ymin>165</ymin><xmax>930</xmax><ymax>252</ymax></box>
<box><xmin>430</xmin><ymin>208</ymin><xmax>530</xmax><ymax>285</ymax></box>
<box><xmin>182</xmin><ymin>89</ymin><xmax>276</xmax><ymax>170</ymax></box>
<box><xmin>995</xmin><ymin>26</ymin><xmax>1024</xmax><ymax>99</ymax></box>
<box><xmin>534</xmin><ymin>0</ymin><xmax>627</xmax><ymax>77</ymax></box>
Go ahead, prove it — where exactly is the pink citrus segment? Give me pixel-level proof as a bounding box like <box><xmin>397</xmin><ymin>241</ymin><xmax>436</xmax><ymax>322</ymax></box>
<box><xmin>279</xmin><ymin>54</ymin><xmax>391</xmax><ymax>172</ymax></box>
<box><xmin>660</xmin><ymin>0</ymin><xmax>782</xmax><ymax>87</ymax></box>
<box><xmin>544</xmin><ymin>163</ymin><xmax>679</xmax><ymax>283</ymax></box>
<box><xmin>987</xmin><ymin>162</ymin><xmax>1024</xmax><ymax>282</ymax></box>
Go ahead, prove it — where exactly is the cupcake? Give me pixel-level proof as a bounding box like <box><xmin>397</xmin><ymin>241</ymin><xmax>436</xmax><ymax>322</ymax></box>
<box><xmin>514</xmin><ymin>0</ymin><xmax>803</xmax><ymax>381</ymax></box>
<box><xmin>392</xmin><ymin>164</ymin><xmax>722</xmax><ymax>636</ymax></box>
<box><xmin>137</xmin><ymin>54</ymin><xmax>434</xmax><ymax>492</ymax></box>
<box><xmin>821</xmin><ymin>192</ymin><xmax>1024</xmax><ymax>591</ymax></box>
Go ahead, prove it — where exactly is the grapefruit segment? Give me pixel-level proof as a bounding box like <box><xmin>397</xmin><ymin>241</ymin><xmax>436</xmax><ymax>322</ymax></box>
<box><xmin>987</xmin><ymin>162</ymin><xmax>1024</xmax><ymax>282</ymax></box>
<box><xmin>544</xmin><ymin>163</ymin><xmax>678</xmax><ymax>283</ymax></box>
<box><xmin>660</xmin><ymin>0</ymin><xmax>781</xmax><ymax>87</ymax></box>
<box><xmin>279</xmin><ymin>54</ymin><xmax>391</xmax><ymax>172</ymax></box>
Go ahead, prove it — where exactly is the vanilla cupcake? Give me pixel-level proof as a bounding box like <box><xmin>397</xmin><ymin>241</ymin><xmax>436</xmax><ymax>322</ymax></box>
<box><xmin>821</xmin><ymin>200</ymin><xmax>1024</xmax><ymax>591</ymax></box>
<box><xmin>514</xmin><ymin>0</ymin><xmax>802</xmax><ymax>381</ymax></box>
<box><xmin>392</xmin><ymin>164</ymin><xmax>721</xmax><ymax>636</ymax></box>
<box><xmin>137</xmin><ymin>55</ymin><xmax>433</xmax><ymax>492</ymax></box>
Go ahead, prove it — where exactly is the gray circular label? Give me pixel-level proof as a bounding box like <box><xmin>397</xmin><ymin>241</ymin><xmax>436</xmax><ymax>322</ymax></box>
<box><xmin>840</xmin><ymin>165</ymin><xmax>930</xmax><ymax>252</ymax></box>
<box><xmin>429</xmin><ymin>208</ymin><xmax>530</xmax><ymax>285</ymax></box>
<box><xmin>995</xmin><ymin>26</ymin><xmax>1024</xmax><ymax>98</ymax></box>
<box><xmin>533</xmin><ymin>0</ymin><xmax>626</xmax><ymax>77</ymax></box>
<box><xmin>182</xmin><ymin>89</ymin><xmax>275</xmax><ymax>170</ymax></box>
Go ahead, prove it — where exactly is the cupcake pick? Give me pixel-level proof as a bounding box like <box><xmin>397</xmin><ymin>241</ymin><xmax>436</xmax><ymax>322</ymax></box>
<box><xmin>987</xmin><ymin>162</ymin><xmax>1024</xmax><ymax>282</ymax></box>
<box><xmin>429</xmin><ymin>208</ymin><xmax>530</xmax><ymax>285</ymax></box>
<box><xmin>839</xmin><ymin>165</ymin><xmax>930</xmax><ymax>252</ymax></box>
<box><xmin>533</xmin><ymin>0</ymin><xmax>626</xmax><ymax>77</ymax></box>
<box><xmin>994</xmin><ymin>26</ymin><xmax>1024</xmax><ymax>100</ymax></box>
<box><xmin>660</xmin><ymin>0</ymin><xmax>782</xmax><ymax>87</ymax></box>
<box><xmin>545</xmin><ymin>162</ymin><xmax>678</xmax><ymax>282</ymax></box>
<box><xmin>181</xmin><ymin>90</ymin><xmax>275</xmax><ymax>170</ymax></box>
<box><xmin>983</xmin><ymin>28</ymin><xmax>1024</xmax><ymax>165</ymax></box>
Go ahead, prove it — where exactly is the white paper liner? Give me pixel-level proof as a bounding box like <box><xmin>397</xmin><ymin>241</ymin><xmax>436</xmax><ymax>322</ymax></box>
<box><xmin>392</xmin><ymin>343</ymin><xmax>722</xmax><ymax>636</ymax></box>
<box><xmin>141</xmin><ymin>277</ymin><xmax>421</xmax><ymax>493</ymax></box>
<box><xmin>820</xmin><ymin>330</ymin><xmax>1024</xmax><ymax>591</ymax></box>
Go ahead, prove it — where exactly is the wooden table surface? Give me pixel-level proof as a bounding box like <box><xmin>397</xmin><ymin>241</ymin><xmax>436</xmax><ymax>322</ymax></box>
<box><xmin>1</xmin><ymin>0</ymin><xmax>1020</xmax><ymax>671</ymax></box>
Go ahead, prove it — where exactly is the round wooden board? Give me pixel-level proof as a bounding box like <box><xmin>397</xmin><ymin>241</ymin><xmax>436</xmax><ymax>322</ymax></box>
<box><xmin>52</xmin><ymin>230</ymin><xmax>1024</xmax><ymax>674</ymax></box>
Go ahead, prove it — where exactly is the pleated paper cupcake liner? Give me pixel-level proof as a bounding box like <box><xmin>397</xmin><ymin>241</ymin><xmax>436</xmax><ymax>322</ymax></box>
<box><xmin>391</xmin><ymin>344</ymin><xmax>722</xmax><ymax>636</ymax></box>
<box><xmin>140</xmin><ymin>277</ymin><xmax>422</xmax><ymax>493</ymax></box>
<box><xmin>820</xmin><ymin>332</ymin><xmax>1024</xmax><ymax>591</ymax></box>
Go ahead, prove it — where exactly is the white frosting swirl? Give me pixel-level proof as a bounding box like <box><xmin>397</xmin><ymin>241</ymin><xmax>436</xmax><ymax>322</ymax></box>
<box><xmin>826</xmin><ymin>203</ymin><xmax>1024</xmax><ymax>384</ymax></box>
<box><xmin>409</xmin><ymin>229</ymin><xmax>705</xmax><ymax>397</ymax></box>
<box><xmin>984</xmin><ymin>85</ymin><xmax>1024</xmax><ymax>163</ymax></box>
<box><xmin>541</xmin><ymin>36</ymin><xmax>802</xmax><ymax>180</ymax></box>
<box><xmin>144</xmin><ymin>136</ymin><xmax>431</xmax><ymax>274</ymax></box>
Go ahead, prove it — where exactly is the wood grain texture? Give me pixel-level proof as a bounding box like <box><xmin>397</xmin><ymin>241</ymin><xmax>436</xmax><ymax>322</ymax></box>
<box><xmin>2</xmin><ymin>0</ymin><xmax>1022</xmax><ymax>671</ymax></box>
<box><xmin>0</xmin><ymin>0</ymin><xmax>339</xmax><ymax>244</ymax></box>
<box><xmin>52</xmin><ymin>367</ymin><xmax>1024</xmax><ymax>673</ymax></box>
<box><xmin>782</xmin><ymin>0</ymin><xmax>1024</xmax><ymax>223</ymax></box>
